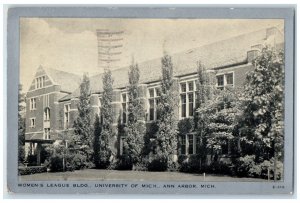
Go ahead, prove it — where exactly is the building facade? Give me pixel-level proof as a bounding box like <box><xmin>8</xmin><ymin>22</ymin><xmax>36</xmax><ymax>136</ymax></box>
<box><xmin>24</xmin><ymin>27</ymin><xmax>283</xmax><ymax>165</ymax></box>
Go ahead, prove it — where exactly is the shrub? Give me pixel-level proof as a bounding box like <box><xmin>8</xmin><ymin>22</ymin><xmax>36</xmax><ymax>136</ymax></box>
<box><xmin>168</xmin><ymin>161</ymin><xmax>179</xmax><ymax>172</ymax></box>
<box><xmin>179</xmin><ymin>160</ymin><xmax>189</xmax><ymax>172</ymax></box>
<box><xmin>133</xmin><ymin>158</ymin><xmax>149</xmax><ymax>171</ymax></box>
<box><xmin>49</xmin><ymin>156</ymin><xmax>64</xmax><ymax>172</ymax></box>
<box><xmin>18</xmin><ymin>166</ymin><xmax>47</xmax><ymax>175</ymax></box>
<box><xmin>235</xmin><ymin>155</ymin><xmax>256</xmax><ymax>177</ymax></box>
<box><xmin>148</xmin><ymin>154</ymin><xmax>168</xmax><ymax>171</ymax></box>
<box><xmin>26</xmin><ymin>155</ymin><xmax>37</xmax><ymax>166</ymax></box>
<box><xmin>178</xmin><ymin>154</ymin><xmax>188</xmax><ymax>165</ymax></box>
<box><xmin>47</xmin><ymin>155</ymin><xmax>75</xmax><ymax>172</ymax></box>
<box><xmin>178</xmin><ymin>154</ymin><xmax>202</xmax><ymax>173</ymax></box>
<box><xmin>188</xmin><ymin>154</ymin><xmax>202</xmax><ymax>173</ymax></box>
<box><xmin>249</xmin><ymin>158</ymin><xmax>283</xmax><ymax>180</ymax></box>
<box><xmin>72</xmin><ymin>153</ymin><xmax>92</xmax><ymax>170</ymax></box>
<box><xmin>208</xmin><ymin>161</ymin><xmax>234</xmax><ymax>175</ymax></box>
<box><xmin>116</xmin><ymin>154</ymin><xmax>132</xmax><ymax>170</ymax></box>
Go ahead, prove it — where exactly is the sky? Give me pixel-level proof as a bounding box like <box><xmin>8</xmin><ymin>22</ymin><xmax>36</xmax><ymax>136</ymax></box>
<box><xmin>20</xmin><ymin>18</ymin><xmax>283</xmax><ymax>92</ymax></box>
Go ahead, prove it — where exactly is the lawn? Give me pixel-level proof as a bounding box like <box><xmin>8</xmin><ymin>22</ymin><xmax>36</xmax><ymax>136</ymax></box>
<box><xmin>20</xmin><ymin>169</ymin><xmax>267</xmax><ymax>182</ymax></box>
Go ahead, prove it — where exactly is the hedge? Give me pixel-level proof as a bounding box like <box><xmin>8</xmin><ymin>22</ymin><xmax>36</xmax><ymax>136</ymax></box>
<box><xmin>18</xmin><ymin>166</ymin><xmax>47</xmax><ymax>175</ymax></box>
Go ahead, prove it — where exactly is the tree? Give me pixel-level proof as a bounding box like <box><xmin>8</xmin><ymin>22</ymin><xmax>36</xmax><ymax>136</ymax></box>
<box><xmin>98</xmin><ymin>69</ymin><xmax>114</xmax><ymax>168</ymax></box>
<box><xmin>195</xmin><ymin>61</ymin><xmax>211</xmax><ymax>107</ymax></box>
<box><xmin>73</xmin><ymin>73</ymin><xmax>93</xmax><ymax>168</ymax></box>
<box><xmin>193</xmin><ymin>62</ymin><xmax>212</xmax><ymax>166</ymax></box>
<box><xmin>18</xmin><ymin>84</ymin><xmax>26</xmax><ymax>163</ymax></box>
<box><xmin>44</xmin><ymin>140</ymin><xmax>74</xmax><ymax>172</ymax></box>
<box><xmin>194</xmin><ymin>62</ymin><xmax>242</xmax><ymax>168</ymax></box>
<box><xmin>93</xmin><ymin>114</ymin><xmax>102</xmax><ymax>168</ymax></box>
<box><xmin>238</xmin><ymin>46</ymin><xmax>284</xmax><ymax>179</ymax></box>
<box><xmin>123</xmin><ymin>62</ymin><xmax>146</xmax><ymax>168</ymax></box>
<box><xmin>197</xmin><ymin>88</ymin><xmax>241</xmax><ymax>162</ymax></box>
<box><xmin>155</xmin><ymin>54</ymin><xmax>179</xmax><ymax>169</ymax></box>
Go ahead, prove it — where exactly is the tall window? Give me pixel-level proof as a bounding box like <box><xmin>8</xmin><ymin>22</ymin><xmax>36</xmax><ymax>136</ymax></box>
<box><xmin>43</xmin><ymin>94</ymin><xmax>50</xmax><ymax>108</ymax></box>
<box><xmin>35</xmin><ymin>76</ymin><xmax>45</xmax><ymax>89</ymax></box>
<box><xmin>216</xmin><ymin>72</ymin><xmax>234</xmax><ymax>90</ymax></box>
<box><xmin>44</xmin><ymin>107</ymin><xmax>50</xmax><ymax>121</ymax></box>
<box><xmin>180</xmin><ymin>134</ymin><xmax>196</xmax><ymax>155</ymax></box>
<box><xmin>121</xmin><ymin>93</ymin><xmax>128</xmax><ymax>124</ymax></box>
<box><xmin>44</xmin><ymin>128</ymin><xmax>50</xmax><ymax>140</ymax></box>
<box><xmin>196</xmin><ymin>136</ymin><xmax>201</xmax><ymax>154</ymax></box>
<box><xmin>148</xmin><ymin>87</ymin><xmax>160</xmax><ymax>121</ymax></box>
<box><xmin>180</xmin><ymin>80</ymin><xmax>196</xmax><ymax>118</ymax></box>
<box><xmin>30</xmin><ymin>118</ymin><xmax>36</xmax><ymax>128</ymax></box>
<box><xmin>30</xmin><ymin>98</ymin><xmax>37</xmax><ymax>110</ymax></box>
<box><xmin>64</xmin><ymin>104</ymin><xmax>71</xmax><ymax>129</ymax></box>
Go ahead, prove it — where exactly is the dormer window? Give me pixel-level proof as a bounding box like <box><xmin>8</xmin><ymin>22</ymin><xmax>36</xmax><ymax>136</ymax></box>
<box><xmin>35</xmin><ymin>76</ymin><xmax>45</xmax><ymax>89</ymax></box>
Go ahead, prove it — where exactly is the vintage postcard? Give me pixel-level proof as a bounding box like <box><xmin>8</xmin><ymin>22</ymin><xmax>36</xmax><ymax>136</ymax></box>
<box><xmin>6</xmin><ymin>7</ymin><xmax>295</xmax><ymax>195</ymax></box>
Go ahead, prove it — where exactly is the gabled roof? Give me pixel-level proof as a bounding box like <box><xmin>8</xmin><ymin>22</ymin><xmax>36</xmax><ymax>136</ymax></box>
<box><xmin>43</xmin><ymin>67</ymin><xmax>81</xmax><ymax>93</ymax></box>
<box><xmin>59</xmin><ymin>26</ymin><xmax>283</xmax><ymax>101</ymax></box>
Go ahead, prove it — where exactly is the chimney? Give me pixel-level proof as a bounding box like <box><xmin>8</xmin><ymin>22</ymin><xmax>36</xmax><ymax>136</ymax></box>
<box><xmin>266</xmin><ymin>27</ymin><xmax>277</xmax><ymax>38</ymax></box>
<box><xmin>247</xmin><ymin>50</ymin><xmax>260</xmax><ymax>63</ymax></box>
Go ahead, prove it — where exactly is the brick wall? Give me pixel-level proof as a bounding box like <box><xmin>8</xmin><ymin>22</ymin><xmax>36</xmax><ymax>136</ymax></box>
<box><xmin>214</xmin><ymin>63</ymin><xmax>254</xmax><ymax>88</ymax></box>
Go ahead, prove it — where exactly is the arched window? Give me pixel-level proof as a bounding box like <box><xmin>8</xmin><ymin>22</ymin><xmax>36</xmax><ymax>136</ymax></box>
<box><xmin>44</xmin><ymin>107</ymin><xmax>50</xmax><ymax>121</ymax></box>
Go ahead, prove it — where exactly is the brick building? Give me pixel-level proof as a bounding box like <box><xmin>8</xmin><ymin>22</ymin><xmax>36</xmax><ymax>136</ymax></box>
<box><xmin>24</xmin><ymin>27</ymin><xmax>283</xmax><ymax>165</ymax></box>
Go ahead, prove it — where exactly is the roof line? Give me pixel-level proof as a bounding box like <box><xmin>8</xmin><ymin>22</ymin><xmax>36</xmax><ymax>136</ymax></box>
<box><xmin>41</xmin><ymin>65</ymin><xmax>58</xmax><ymax>85</ymax></box>
<box><xmin>89</xmin><ymin>26</ymin><xmax>274</xmax><ymax>78</ymax></box>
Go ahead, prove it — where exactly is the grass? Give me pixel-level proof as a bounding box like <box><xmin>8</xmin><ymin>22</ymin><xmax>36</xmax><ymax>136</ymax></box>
<box><xmin>19</xmin><ymin>169</ymin><xmax>267</xmax><ymax>182</ymax></box>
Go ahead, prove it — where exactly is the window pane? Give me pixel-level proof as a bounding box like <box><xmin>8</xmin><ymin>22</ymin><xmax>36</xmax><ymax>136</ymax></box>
<box><xmin>149</xmin><ymin>99</ymin><xmax>154</xmax><ymax>108</ymax></box>
<box><xmin>155</xmin><ymin>88</ymin><xmax>161</xmax><ymax>97</ymax></box>
<box><xmin>122</xmin><ymin>112</ymin><xmax>127</xmax><ymax>123</ymax></box>
<box><xmin>149</xmin><ymin>89</ymin><xmax>154</xmax><ymax>97</ymax></box>
<box><xmin>181</xmin><ymin>95</ymin><xmax>186</xmax><ymax>118</ymax></box>
<box><xmin>189</xmin><ymin>103</ymin><xmax>194</xmax><ymax>116</ymax></box>
<box><xmin>196</xmin><ymin>136</ymin><xmax>201</xmax><ymax>154</ymax></box>
<box><xmin>39</xmin><ymin>77</ymin><xmax>42</xmax><ymax>88</ymax></box>
<box><xmin>226</xmin><ymin>73</ymin><xmax>233</xmax><ymax>85</ymax></box>
<box><xmin>156</xmin><ymin>99</ymin><xmax>160</xmax><ymax>120</ymax></box>
<box><xmin>217</xmin><ymin>75</ymin><xmax>224</xmax><ymax>86</ymax></box>
<box><xmin>188</xmin><ymin>82</ymin><xmax>194</xmax><ymax>91</ymax></box>
<box><xmin>181</xmin><ymin>135</ymin><xmax>186</xmax><ymax>155</ymax></box>
<box><xmin>149</xmin><ymin>99</ymin><xmax>154</xmax><ymax>120</ymax></box>
<box><xmin>188</xmin><ymin>93</ymin><xmax>194</xmax><ymax>102</ymax></box>
<box><xmin>181</xmin><ymin>94</ymin><xmax>186</xmax><ymax>104</ymax></box>
<box><xmin>188</xmin><ymin>134</ymin><xmax>193</xmax><ymax>154</ymax></box>
<box><xmin>188</xmin><ymin>93</ymin><xmax>194</xmax><ymax>116</ymax></box>
<box><xmin>122</xmin><ymin>93</ymin><xmax>126</xmax><ymax>102</ymax></box>
<box><xmin>180</xmin><ymin>83</ymin><xmax>186</xmax><ymax>92</ymax></box>
<box><xmin>122</xmin><ymin>103</ymin><xmax>127</xmax><ymax>123</ymax></box>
